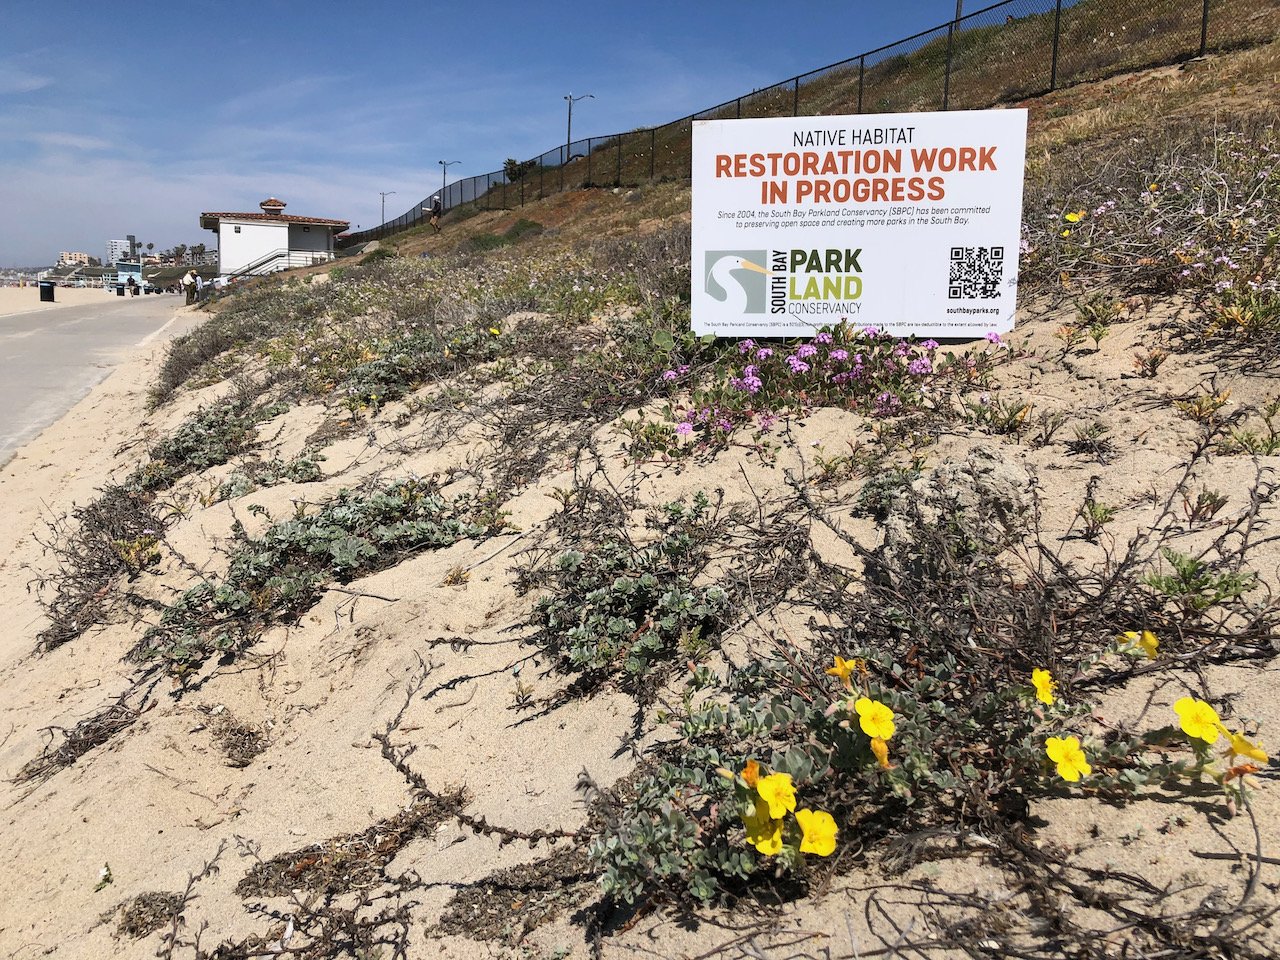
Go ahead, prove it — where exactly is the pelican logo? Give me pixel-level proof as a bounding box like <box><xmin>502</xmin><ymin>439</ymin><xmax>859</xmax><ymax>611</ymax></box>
<box><xmin>705</xmin><ymin>250</ymin><xmax>768</xmax><ymax>314</ymax></box>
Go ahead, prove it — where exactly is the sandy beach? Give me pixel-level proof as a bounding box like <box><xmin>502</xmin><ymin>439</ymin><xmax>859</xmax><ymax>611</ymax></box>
<box><xmin>0</xmin><ymin>285</ymin><xmax>160</xmax><ymax>319</ymax></box>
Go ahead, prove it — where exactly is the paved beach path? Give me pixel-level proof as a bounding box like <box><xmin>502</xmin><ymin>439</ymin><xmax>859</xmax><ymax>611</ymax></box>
<box><xmin>0</xmin><ymin>288</ymin><xmax>193</xmax><ymax>466</ymax></box>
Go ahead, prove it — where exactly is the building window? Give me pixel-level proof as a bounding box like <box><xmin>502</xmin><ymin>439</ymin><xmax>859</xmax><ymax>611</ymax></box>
<box><xmin>303</xmin><ymin>225</ymin><xmax>311</xmax><ymax>232</ymax></box>
<box><xmin>234</xmin><ymin>225</ymin><xmax>241</xmax><ymax>233</ymax></box>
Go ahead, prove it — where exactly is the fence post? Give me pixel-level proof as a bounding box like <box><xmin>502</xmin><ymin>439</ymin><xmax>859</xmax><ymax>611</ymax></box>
<box><xmin>943</xmin><ymin>20</ymin><xmax>955</xmax><ymax>110</ymax></box>
<box><xmin>736</xmin><ymin>96</ymin><xmax>741</xmax><ymax>119</ymax></box>
<box><xmin>540</xmin><ymin>161</ymin><xmax>544</xmax><ymax>200</ymax></box>
<box><xmin>560</xmin><ymin>146</ymin><xmax>565</xmax><ymax>192</ymax></box>
<box><xmin>1050</xmin><ymin>0</ymin><xmax>1063</xmax><ymax>90</ymax></box>
<box><xmin>857</xmin><ymin>55</ymin><xmax>865</xmax><ymax>113</ymax></box>
<box><xmin>1199</xmin><ymin>0</ymin><xmax>1210</xmax><ymax>56</ymax></box>
<box><xmin>616</xmin><ymin>135</ymin><xmax>622</xmax><ymax>186</ymax></box>
<box><xmin>586</xmin><ymin>138</ymin><xmax>592</xmax><ymax>186</ymax></box>
<box><xmin>793</xmin><ymin>77</ymin><xmax>799</xmax><ymax>116</ymax></box>
<box><xmin>649</xmin><ymin>128</ymin><xmax>656</xmax><ymax>182</ymax></box>
<box><xmin>521</xmin><ymin>177</ymin><xmax>525</xmax><ymax>208</ymax></box>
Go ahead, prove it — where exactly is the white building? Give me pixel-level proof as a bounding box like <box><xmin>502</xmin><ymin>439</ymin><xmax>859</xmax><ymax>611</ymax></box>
<box><xmin>106</xmin><ymin>239</ymin><xmax>131</xmax><ymax>263</ymax></box>
<box><xmin>198</xmin><ymin>198</ymin><xmax>349</xmax><ymax>276</ymax></box>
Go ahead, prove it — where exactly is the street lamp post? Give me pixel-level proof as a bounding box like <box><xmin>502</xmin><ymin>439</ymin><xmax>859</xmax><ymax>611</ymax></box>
<box><xmin>563</xmin><ymin>92</ymin><xmax>594</xmax><ymax>168</ymax></box>
<box><xmin>379</xmin><ymin>190</ymin><xmax>396</xmax><ymax>225</ymax></box>
<box><xmin>439</xmin><ymin>160</ymin><xmax>460</xmax><ymax>206</ymax></box>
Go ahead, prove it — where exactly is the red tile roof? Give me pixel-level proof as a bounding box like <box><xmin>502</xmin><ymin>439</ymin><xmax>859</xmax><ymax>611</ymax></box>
<box><xmin>199</xmin><ymin>212</ymin><xmax>350</xmax><ymax>227</ymax></box>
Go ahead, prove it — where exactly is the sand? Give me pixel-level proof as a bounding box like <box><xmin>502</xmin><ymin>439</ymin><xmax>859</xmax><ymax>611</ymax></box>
<box><xmin>0</xmin><ymin>280</ymin><xmax>1275</xmax><ymax>959</ymax></box>
<box><xmin>0</xmin><ymin>285</ymin><xmax>127</xmax><ymax>319</ymax></box>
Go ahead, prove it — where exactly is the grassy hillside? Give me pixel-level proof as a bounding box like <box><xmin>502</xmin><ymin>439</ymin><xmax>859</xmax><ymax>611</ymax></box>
<box><xmin>3</xmin><ymin>39</ymin><xmax>1280</xmax><ymax>960</ymax></box>
<box><xmin>358</xmin><ymin>0</ymin><xmax>1279</xmax><ymax>236</ymax></box>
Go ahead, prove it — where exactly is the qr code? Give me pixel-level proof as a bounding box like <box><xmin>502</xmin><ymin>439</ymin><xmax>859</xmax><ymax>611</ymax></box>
<box><xmin>948</xmin><ymin>246</ymin><xmax>1004</xmax><ymax>299</ymax></box>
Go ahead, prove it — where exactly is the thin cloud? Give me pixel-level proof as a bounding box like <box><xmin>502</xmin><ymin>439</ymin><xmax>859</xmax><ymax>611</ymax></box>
<box><xmin>22</xmin><ymin>131</ymin><xmax>117</xmax><ymax>152</ymax></box>
<box><xmin>0</xmin><ymin>65</ymin><xmax>52</xmax><ymax>95</ymax></box>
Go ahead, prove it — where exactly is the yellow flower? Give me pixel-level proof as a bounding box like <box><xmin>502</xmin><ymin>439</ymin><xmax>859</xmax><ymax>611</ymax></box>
<box><xmin>854</xmin><ymin>697</ymin><xmax>895</xmax><ymax>740</ymax></box>
<box><xmin>825</xmin><ymin>655</ymin><xmax>857</xmax><ymax>690</ymax></box>
<box><xmin>1119</xmin><ymin>630</ymin><xmax>1159</xmax><ymax>660</ymax></box>
<box><xmin>870</xmin><ymin>736</ymin><xmax>892</xmax><ymax>769</ymax></box>
<box><xmin>1149</xmin><ymin>183</ymin><xmax>1160</xmax><ymax>192</ymax></box>
<box><xmin>489</xmin><ymin>326</ymin><xmax>501</xmax><ymax>336</ymax></box>
<box><xmin>1032</xmin><ymin>668</ymin><xmax>1057</xmax><ymax>706</ymax></box>
<box><xmin>755</xmin><ymin>772</ymin><xmax>796</xmax><ymax>819</ymax></box>
<box><xmin>795</xmin><ymin>808</ymin><xmax>838</xmax><ymax>856</ymax></box>
<box><xmin>1045</xmin><ymin>735</ymin><xmax>1092</xmax><ymax>782</ymax></box>
<box><xmin>1226</xmin><ymin>730</ymin><xmax>1268</xmax><ymax>764</ymax></box>
<box><xmin>742</xmin><ymin>802</ymin><xmax>783</xmax><ymax>856</ymax></box>
<box><xmin>1174</xmin><ymin>696</ymin><xmax>1222</xmax><ymax>745</ymax></box>
<box><xmin>1060</xmin><ymin>229</ymin><xmax>1072</xmax><ymax>237</ymax></box>
<box><xmin>1064</xmin><ymin>210</ymin><xmax>1085</xmax><ymax>223</ymax></box>
<box><xmin>740</xmin><ymin>758</ymin><xmax>761</xmax><ymax>789</ymax></box>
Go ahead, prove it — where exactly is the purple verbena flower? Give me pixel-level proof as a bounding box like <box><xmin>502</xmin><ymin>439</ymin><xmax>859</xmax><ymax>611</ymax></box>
<box><xmin>829</xmin><ymin>348</ymin><xmax>849</xmax><ymax>361</ymax></box>
<box><xmin>737</xmin><ymin>338</ymin><xmax>756</xmax><ymax>355</ymax></box>
<box><xmin>873</xmin><ymin>391</ymin><xmax>902</xmax><ymax>416</ymax></box>
<box><xmin>795</xmin><ymin>344</ymin><xmax>818</xmax><ymax>359</ymax></box>
<box><xmin>755</xmin><ymin>347</ymin><xmax>773</xmax><ymax>360</ymax></box>
<box><xmin>786</xmin><ymin>356</ymin><xmax>811</xmax><ymax>374</ymax></box>
<box><xmin>908</xmin><ymin>357</ymin><xmax>933</xmax><ymax>375</ymax></box>
<box><xmin>814</xmin><ymin>332</ymin><xmax>833</xmax><ymax>344</ymax></box>
<box><xmin>676</xmin><ymin>422</ymin><xmax>693</xmax><ymax>436</ymax></box>
<box><xmin>661</xmin><ymin>370</ymin><xmax>679</xmax><ymax>381</ymax></box>
<box><xmin>985</xmin><ymin>331</ymin><xmax>1003</xmax><ymax>345</ymax></box>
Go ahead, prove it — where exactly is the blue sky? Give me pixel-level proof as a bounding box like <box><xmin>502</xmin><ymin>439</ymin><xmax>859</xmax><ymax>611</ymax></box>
<box><xmin>0</xmin><ymin>0</ymin><xmax>969</xmax><ymax>266</ymax></box>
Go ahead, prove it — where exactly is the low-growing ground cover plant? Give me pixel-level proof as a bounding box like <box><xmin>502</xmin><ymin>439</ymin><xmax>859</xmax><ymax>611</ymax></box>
<box><xmin>523</xmin><ymin>492</ymin><xmax>731</xmax><ymax>692</ymax></box>
<box><xmin>626</xmin><ymin>325</ymin><xmax>1012</xmax><ymax>461</ymax></box>
<box><xmin>588</xmin><ymin>465</ymin><xmax>1278</xmax><ymax>910</ymax></box>
<box><xmin>131</xmin><ymin>478</ymin><xmax>504</xmax><ymax>678</ymax></box>
<box><xmin>1024</xmin><ymin>120</ymin><xmax>1280</xmax><ymax>299</ymax></box>
<box><xmin>131</xmin><ymin>394</ymin><xmax>286</xmax><ymax>492</ymax></box>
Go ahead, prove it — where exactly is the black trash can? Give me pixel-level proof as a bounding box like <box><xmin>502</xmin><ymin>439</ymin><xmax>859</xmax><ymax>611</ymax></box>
<box><xmin>116</xmin><ymin>283</ymin><xmax>125</xmax><ymax>297</ymax></box>
<box><xmin>38</xmin><ymin>280</ymin><xmax>55</xmax><ymax>303</ymax></box>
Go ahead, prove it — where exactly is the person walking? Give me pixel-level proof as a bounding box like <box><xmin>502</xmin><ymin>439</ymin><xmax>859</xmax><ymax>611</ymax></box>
<box><xmin>182</xmin><ymin>268</ymin><xmax>197</xmax><ymax>305</ymax></box>
<box><xmin>425</xmin><ymin>195</ymin><xmax>443</xmax><ymax>233</ymax></box>
<box><xmin>195</xmin><ymin>273</ymin><xmax>205</xmax><ymax>301</ymax></box>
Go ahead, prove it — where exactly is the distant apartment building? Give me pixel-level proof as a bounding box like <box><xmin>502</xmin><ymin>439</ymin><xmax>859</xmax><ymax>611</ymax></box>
<box><xmin>106</xmin><ymin>239</ymin><xmax>131</xmax><ymax>263</ymax></box>
<box><xmin>58</xmin><ymin>251</ymin><xmax>91</xmax><ymax>266</ymax></box>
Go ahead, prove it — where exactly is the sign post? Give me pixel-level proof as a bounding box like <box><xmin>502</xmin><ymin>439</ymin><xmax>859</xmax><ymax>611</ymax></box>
<box><xmin>691</xmin><ymin>109</ymin><xmax>1027</xmax><ymax>339</ymax></box>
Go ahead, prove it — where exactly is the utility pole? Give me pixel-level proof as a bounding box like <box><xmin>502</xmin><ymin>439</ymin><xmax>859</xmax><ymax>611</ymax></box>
<box><xmin>564</xmin><ymin>92</ymin><xmax>594</xmax><ymax>168</ymax></box>
<box><xmin>379</xmin><ymin>190</ymin><xmax>396</xmax><ymax>224</ymax></box>
<box><xmin>439</xmin><ymin>160</ymin><xmax>459</xmax><ymax>201</ymax></box>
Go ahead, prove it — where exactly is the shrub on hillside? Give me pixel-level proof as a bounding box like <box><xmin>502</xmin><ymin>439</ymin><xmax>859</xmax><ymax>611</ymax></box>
<box><xmin>589</xmin><ymin>464</ymin><xmax>1278</xmax><ymax>907</ymax></box>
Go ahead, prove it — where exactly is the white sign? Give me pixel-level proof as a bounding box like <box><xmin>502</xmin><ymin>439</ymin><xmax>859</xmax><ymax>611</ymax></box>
<box><xmin>691</xmin><ymin>109</ymin><xmax>1027</xmax><ymax>339</ymax></box>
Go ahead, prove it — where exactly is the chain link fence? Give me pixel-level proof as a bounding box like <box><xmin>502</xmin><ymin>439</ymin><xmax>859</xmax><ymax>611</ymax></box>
<box><xmin>342</xmin><ymin>0</ymin><xmax>1280</xmax><ymax>247</ymax></box>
